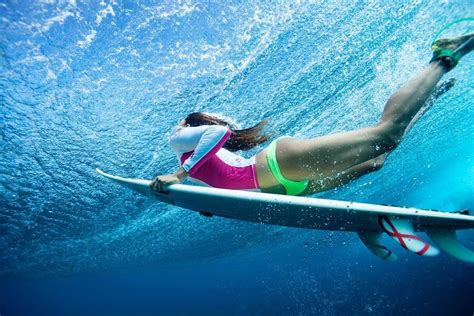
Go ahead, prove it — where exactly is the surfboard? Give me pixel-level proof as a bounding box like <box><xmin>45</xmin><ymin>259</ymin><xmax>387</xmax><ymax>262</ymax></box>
<box><xmin>96</xmin><ymin>168</ymin><xmax>474</xmax><ymax>262</ymax></box>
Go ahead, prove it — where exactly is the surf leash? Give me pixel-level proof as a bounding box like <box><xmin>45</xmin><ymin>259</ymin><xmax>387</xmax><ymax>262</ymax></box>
<box><xmin>432</xmin><ymin>17</ymin><xmax>474</xmax><ymax>45</ymax></box>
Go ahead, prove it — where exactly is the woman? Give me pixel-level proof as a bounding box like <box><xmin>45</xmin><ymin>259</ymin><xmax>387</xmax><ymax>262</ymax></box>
<box><xmin>151</xmin><ymin>34</ymin><xmax>473</xmax><ymax>196</ymax></box>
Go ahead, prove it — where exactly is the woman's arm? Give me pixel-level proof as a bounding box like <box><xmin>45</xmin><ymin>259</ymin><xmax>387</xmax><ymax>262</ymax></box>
<box><xmin>176</xmin><ymin>125</ymin><xmax>231</xmax><ymax>175</ymax></box>
<box><xmin>150</xmin><ymin>166</ymin><xmax>189</xmax><ymax>192</ymax></box>
<box><xmin>151</xmin><ymin>125</ymin><xmax>230</xmax><ymax>192</ymax></box>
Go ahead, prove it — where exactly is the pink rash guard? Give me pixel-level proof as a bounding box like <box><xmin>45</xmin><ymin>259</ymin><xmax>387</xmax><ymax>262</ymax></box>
<box><xmin>169</xmin><ymin>125</ymin><xmax>260</xmax><ymax>190</ymax></box>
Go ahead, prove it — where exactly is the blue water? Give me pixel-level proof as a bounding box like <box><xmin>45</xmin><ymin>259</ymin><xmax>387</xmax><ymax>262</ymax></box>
<box><xmin>1</xmin><ymin>1</ymin><xmax>474</xmax><ymax>315</ymax></box>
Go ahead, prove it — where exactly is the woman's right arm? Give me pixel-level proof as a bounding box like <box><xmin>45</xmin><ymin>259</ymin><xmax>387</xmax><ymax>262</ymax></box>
<box><xmin>170</xmin><ymin>125</ymin><xmax>231</xmax><ymax>175</ymax></box>
<box><xmin>151</xmin><ymin>125</ymin><xmax>231</xmax><ymax>192</ymax></box>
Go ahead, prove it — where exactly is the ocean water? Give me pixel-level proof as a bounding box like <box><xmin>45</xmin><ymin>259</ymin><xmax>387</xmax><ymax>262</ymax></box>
<box><xmin>1</xmin><ymin>1</ymin><xmax>474</xmax><ymax>315</ymax></box>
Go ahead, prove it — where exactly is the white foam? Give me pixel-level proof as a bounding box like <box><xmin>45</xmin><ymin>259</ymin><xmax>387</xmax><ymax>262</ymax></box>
<box><xmin>96</xmin><ymin>4</ymin><xmax>115</xmax><ymax>25</ymax></box>
<box><xmin>40</xmin><ymin>10</ymin><xmax>74</xmax><ymax>32</ymax></box>
<box><xmin>157</xmin><ymin>3</ymin><xmax>199</xmax><ymax>19</ymax></box>
<box><xmin>46</xmin><ymin>68</ymin><xmax>57</xmax><ymax>80</ymax></box>
<box><xmin>78</xmin><ymin>30</ymin><xmax>97</xmax><ymax>49</ymax></box>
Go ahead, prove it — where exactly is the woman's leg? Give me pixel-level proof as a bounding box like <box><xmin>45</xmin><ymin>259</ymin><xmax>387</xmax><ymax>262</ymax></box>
<box><xmin>301</xmin><ymin>154</ymin><xmax>386</xmax><ymax>195</ymax></box>
<box><xmin>276</xmin><ymin>38</ymin><xmax>473</xmax><ymax>182</ymax></box>
<box><xmin>301</xmin><ymin>78</ymin><xmax>456</xmax><ymax>195</ymax></box>
<box><xmin>277</xmin><ymin>62</ymin><xmax>445</xmax><ymax>180</ymax></box>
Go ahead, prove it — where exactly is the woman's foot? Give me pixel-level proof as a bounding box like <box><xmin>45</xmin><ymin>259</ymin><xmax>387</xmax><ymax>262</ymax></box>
<box><xmin>454</xmin><ymin>37</ymin><xmax>474</xmax><ymax>59</ymax></box>
<box><xmin>430</xmin><ymin>32</ymin><xmax>474</xmax><ymax>71</ymax></box>
<box><xmin>432</xmin><ymin>32</ymin><xmax>474</xmax><ymax>51</ymax></box>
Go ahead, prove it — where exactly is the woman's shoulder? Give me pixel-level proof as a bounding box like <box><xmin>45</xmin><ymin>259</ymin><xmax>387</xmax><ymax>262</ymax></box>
<box><xmin>169</xmin><ymin>125</ymin><xmax>216</xmax><ymax>149</ymax></box>
<box><xmin>172</xmin><ymin>124</ymin><xmax>228</xmax><ymax>136</ymax></box>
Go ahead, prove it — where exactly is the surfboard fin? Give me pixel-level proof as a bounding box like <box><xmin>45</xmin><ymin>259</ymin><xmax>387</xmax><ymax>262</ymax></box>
<box><xmin>378</xmin><ymin>216</ymin><xmax>440</xmax><ymax>257</ymax></box>
<box><xmin>199</xmin><ymin>211</ymin><xmax>214</xmax><ymax>218</ymax></box>
<box><xmin>426</xmin><ymin>228</ymin><xmax>474</xmax><ymax>263</ymax></box>
<box><xmin>450</xmin><ymin>208</ymin><xmax>470</xmax><ymax>215</ymax></box>
<box><xmin>358</xmin><ymin>231</ymin><xmax>398</xmax><ymax>261</ymax></box>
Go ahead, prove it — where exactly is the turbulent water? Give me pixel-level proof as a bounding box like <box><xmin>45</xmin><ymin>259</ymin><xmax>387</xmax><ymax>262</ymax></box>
<box><xmin>1</xmin><ymin>1</ymin><xmax>474</xmax><ymax>315</ymax></box>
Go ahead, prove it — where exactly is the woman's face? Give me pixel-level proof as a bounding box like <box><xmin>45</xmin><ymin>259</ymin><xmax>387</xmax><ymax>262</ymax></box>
<box><xmin>178</xmin><ymin>119</ymin><xmax>187</xmax><ymax>127</ymax></box>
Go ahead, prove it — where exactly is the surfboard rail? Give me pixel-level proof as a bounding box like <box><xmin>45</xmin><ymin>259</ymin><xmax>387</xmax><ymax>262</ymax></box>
<box><xmin>96</xmin><ymin>168</ymin><xmax>474</xmax><ymax>263</ymax></box>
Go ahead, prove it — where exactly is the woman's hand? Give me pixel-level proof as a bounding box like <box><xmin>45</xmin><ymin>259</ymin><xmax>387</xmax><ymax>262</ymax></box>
<box><xmin>150</xmin><ymin>167</ymin><xmax>188</xmax><ymax>192</ymax></box>
<box><xmin>150</xmin><ymin>174</ymin><xmax>180</xmax><ymax>192</ymax></box>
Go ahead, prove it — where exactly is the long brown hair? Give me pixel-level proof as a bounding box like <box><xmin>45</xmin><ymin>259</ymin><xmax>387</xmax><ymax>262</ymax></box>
<box><xmin>184</xmin><ymin>112</ymin><xmax>271</xmax><ymax>152</ymax></box>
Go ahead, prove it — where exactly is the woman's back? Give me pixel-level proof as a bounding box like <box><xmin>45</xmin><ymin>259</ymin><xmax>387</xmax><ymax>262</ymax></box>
<box><xmin>170</xmin><ymin>125</ymin><xmax>259</xmax><ymax>190</ymax></box>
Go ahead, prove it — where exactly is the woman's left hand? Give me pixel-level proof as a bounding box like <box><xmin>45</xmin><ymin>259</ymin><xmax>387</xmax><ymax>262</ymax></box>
<box><xmin>150</xmin><ymin>174</ymin><xmax>181</xmax><ymax>192</ymax></box>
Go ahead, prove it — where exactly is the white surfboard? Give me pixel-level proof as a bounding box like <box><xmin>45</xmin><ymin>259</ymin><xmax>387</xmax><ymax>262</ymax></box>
<box><xmin>96</xmin><ymin>168</ymin><xmax>474</xmax><ymax>262</ymax></box>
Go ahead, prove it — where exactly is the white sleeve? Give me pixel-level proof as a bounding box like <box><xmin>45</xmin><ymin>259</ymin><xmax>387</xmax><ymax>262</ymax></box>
<box><xmin>169</xmin><ymin>125</ymin><xmax>231</xmax><ymax>174</ymax></box>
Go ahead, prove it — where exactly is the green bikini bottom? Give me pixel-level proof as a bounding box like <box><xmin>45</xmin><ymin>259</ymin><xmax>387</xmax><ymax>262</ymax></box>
<box><xmin>266</xmin><ymin>136</ymin><xmax>309</xmax><ymax>196</ymax></box>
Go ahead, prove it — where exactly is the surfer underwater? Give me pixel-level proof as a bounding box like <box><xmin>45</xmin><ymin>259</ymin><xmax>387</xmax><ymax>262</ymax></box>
<box><xmin>151</xmin><ymin>33</ymin><xmax>474</xmax><ymax>196</ymax></box>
